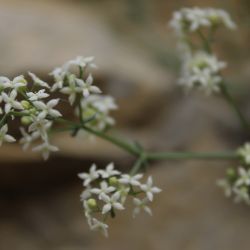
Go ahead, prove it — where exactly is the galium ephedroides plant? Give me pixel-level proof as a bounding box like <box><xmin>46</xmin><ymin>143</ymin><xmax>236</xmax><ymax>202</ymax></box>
<box><xmin>0</xmin><ymin>6</ymin><xmax>249</xmax><ymax>237</ymax></box>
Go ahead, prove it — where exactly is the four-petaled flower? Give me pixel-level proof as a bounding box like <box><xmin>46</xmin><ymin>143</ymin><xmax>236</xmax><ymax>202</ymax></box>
<box><xmin>76</xmin><ymin>74</ymin><xmax>101</xmax><ymax>98</ymax></box>
<box><xmin>101</xmin><ymin>192</ymin><xmax>124</xmax><ymax>214</ymax></box>
<box><xmin>91</xmin><ymin>181</ymin><xmax>116</xmax><ymax>199</ymax></box>
<box><xmin>33</xmin><ymin>99</ymin><xmax>62</xmax><ymax>119</ymax></box>
<box><xmin>0</xmin><ymin>124</ymin><xmax>16</xmax><ymax>146</ymax></box>
<box><xmin>235</xmin><ymin>167</ymin><xmax>250</xmax><ymax>187</ymax></box>
<box><xmin>78</xmin><ymin>164</ymin><xmax>100</xmax><ymax>187</ymax></box>
<box><xmin>98</xmin><ymin>162</ymin><xmax>121</xmax><ymax>178</ymax></box>
<box><xmin>133</xmin><ymin>198</ymin><xmax>152</xmax><ymax>218</ymax></box>
<box><xmin>32</xmin><ymin>141</ymin><xmax>59</xmax><ymax>160</ymax></box>
<box><xmin>2</xmin><ymin>90</ymin><xmax>23</xmax><ymax>113</ymax></box>
<box><xmin>140</xmin><ymin>176</ymin><xmax>162</xmax><ymax>201</ymax></box>
<box><xmin>119</xmin><ymin>173</ymin><xmax>143</xmax><ymax>186</ymax></box>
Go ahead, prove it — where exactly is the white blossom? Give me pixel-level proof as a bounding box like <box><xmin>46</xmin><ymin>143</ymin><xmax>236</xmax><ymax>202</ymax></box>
<box><xmin>78</xmin><ymin>164</ymin><xmax>100</xmax><ymax>187</ymax></box>
<box><xmin>91</xmin><ymin>181</ymin><xmax>116</xmax><ymax>199</ymax></box>
<box><xmin>19</xmin><ymin>127</ymin><xmax>39</xmax><ymax>151</ymax></box>
<box><xmin>233</xmin><ymin>186</ymin><xmax>250</xmax><ymax>205</ymax></box>
<box><xmin>60</xmin><ymin>74</ymin><xmax>81</xmax><ymax>105</ymax></box>
<box><xmin>101</xmin><ymin>192</ymin><xmax>124</xmax><ymax>214</ymax></box>
<box><xmin>32</xmin><ymin>140</ymin><xmax>59</xmax><ymax>160</ymax></box>
<box><xmin>140</xmin><ymin>176</ymin><xmax>162</xmax><ymax>201</ymax></box>
<box><xmin>26</xmin><ymin>89</ymin><xmax>49</xmax><ymax>101</ymax></box>
<box><xmin>90</xmin><ymin>218</ymin><xmax>109</xmax><ymax>237</ymax></box>
<box><xmin>0</xmin><ymin>124</ymin><xmax>16</xmax><ymax>146</ymax></box>
<box><xmin>76</xmin><ymin>74</ymin><xmax>101</xmax><ymax>98</ymax></box>
<box><xmin>237</xmin><ymin>143</ymin><xmax>250</xmax><ymax>165</ymax></box>
<box><xmin>2</xmin><ymin>90</ymin><xmax>23</xmax><ymax>113</ymax></box>
<box><xmin>235</xmin><ymin>167</ymin><xmax>250</xmax><ymax>187</ymax></box>
<box><xmin>133</xmin><ymin>198</ymin><xmax>152</xmax><ymax>218</ymax></box>
<box><xmin>67</xmin><ymin>56</ymin><xmax>97</xmax><ymax>69</ymax></box>
<box><xmin>28</xmin><ymin>72</ymin><xmax>50</xmax><ymax>89</ymax></box>
<box><xmin>0</xmin><ymin>75</ymin><xmax>27</xmax><ymax>90</ymax></box>
<box><xmin>98</xmin><ymin>162</ymin><xmax>121</xmax><ymax>178</ymax></box>
<box><xmin>33</xmin><ymin>99</ymin><xmax>62</xmax><ymax>119</ymax></box>
<box><xmin>216</xmin><ymin>179</ymin><xmax>232</xmax><ymax>197</ymax></box>
<box><xmin>119</xmin><ymin>173</ymin><xmax>143</xmax><ymax>186</ymax></box>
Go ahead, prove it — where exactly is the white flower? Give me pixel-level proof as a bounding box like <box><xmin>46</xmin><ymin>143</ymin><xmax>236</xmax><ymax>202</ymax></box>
<box><xmin>170</xmin><ymin>7</ymin><xmax>236</xmax><ymax>37</ymax></box>
<box><xmin>98</xmin><ymin>162</ymin><xmax>121</xmax><ymax>178</ymax></box>
<box><xmin>50</xmin><ymin>67</ymin><xmax>66</xmax><ymax>92</ymax></box>
<box><xmin>80</xmin><ymin>188</ymin><xmax>92</xmax><ymax>201</ymax></box>
<box><xmin>0</xmin><ymin>75</ymin><xmax>27</xmax><ymax>90</ymax></box>
<box><xmin>67</xmin><ymin>56</ymin><xmax>97</xmax><ymax>69</ymax></box>
<box><xmin>140</xmin><ymin>176</ymin><xmax>162</xmax><ymax>201</ymax></box>
<box><xmin>27</xmin><ymin>89</ymin><xmax>49</xmax><ymax>101</ymax></box>
<box><xmin>119</xmin><ymin>173</ymin><xmax>143</xmax><ymax>186</ymax></box>
<box><xmin>2</xmin><ymin>90</ymin><xmax>23</xmax><ymax>113</ymax></box>
<box><xmin>216</xmin><ymin>179</ymin><xmax>232</xmax><ymax>197</ymax></box>
<box><xmin>28</xmin><ymin>116</ymin><xmax>52</xmax><ymax>140</ymax></box>
<box><xmin>235</xmin><ymin>167</ymin><xmax>250</xmax><ymax>187</ymax></box>
<box><xmin>76</xmin><ymin>74</ymin><xmax>101</xmax><ymax>98</ymax></box>
<box><xmin>91</xmin><ymin>181</ymin><xmax>116</xmax><ymax>199</ymax></box>
<box><xmin>78</xmin><ymin>164</ymin><xmax>100</xmax><ymax>187</ymax></box>
<box><xmin>33</xmin><ymin>99</ymin><xmax>62</xmax><ymax>119</ymax></box>
<box><xmin>28</xmin><ymin>72</ymin><xmax>50</xmax><ymax>89</ymax></box>
<box><xmin>178</xmin><ymin>51</ymin><xmax>226</xmax><ymax>94</ymax></box>
<box><xmin>0</xmin><ymin>124</ymin><xmax>16</xmax><ymax>146</ymax></box>
<box><xmin>32</xmin><ymin>140</ymin><xmax>59</xmax><ymax>160</ymax></box>
<box><xmin>233</xmin><ymin>186</ymin><xmax>250</xmax><ymax>205</ymax></box>
<box><xmin>19</xmin><ymin>127</ymin><xmax>39</xmax><ymax>151</ymax></box>
<box><xmin>90</xmin><ymin>218</ymin><xmax>109</xmax><ymax>237</ymax></box>
<box><xmin>237</xmin><ymin>143</ymin><xmax>250</xmax><ymax>165</ymax></box>
<box><xmin>101</xmin><ymin>192</ymin><xmax>124</xmax><ymax>214</ymax></box>
<box><xmin>60</xmin><ymin>74</ymin><xmax>81</xmax><ymax>105</ymax></box>
<box><xmin>91</xmin><ymin>95</ymin><xmax>118</xmax><ymax>113</ymax></box>
<box><xmin>133</xmin><ymin>198</ymin><xmax>152</xmax><ymax>218</ymax></box>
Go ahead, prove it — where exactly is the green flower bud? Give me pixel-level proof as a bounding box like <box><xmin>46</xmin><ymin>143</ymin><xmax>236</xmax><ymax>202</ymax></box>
<box><xmin>21</xmin><ymin>100</ymin><xmax>31</xmax><ymax>110</ymax></box>
<box><xmin>87</xmin><ymin>198</ymin><xmax>97</xmax><ymax>209</ymax></box>
<box><xmin>29</xmin><ymin>108</ymin><xmax>37</xmax><ymax>115</ymax></box>
<box><xmin>226</xmin><ymin>168</ymin><xmax>236</xmax><ymax>178</ymax></box>
<box><xmin>21</xmin><ymin>116</ymin><xmax>33</xmax><ymax>125</ymax></box>
<box><xmin>83</xmin><ymin>107</ymin><xmax>96</xmax><ymax>119</ymax></box>
<box><xmin>109</xmin><ymin>176</ymin><xmax>119</xmax><ymax>186</ymax></box>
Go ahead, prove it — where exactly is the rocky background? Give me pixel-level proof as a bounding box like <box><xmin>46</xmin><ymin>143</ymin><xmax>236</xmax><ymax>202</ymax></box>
<box><xmin>0</xmin><ymin>0</ymin><xmax>250</xmax><ymax>249</ymax></box>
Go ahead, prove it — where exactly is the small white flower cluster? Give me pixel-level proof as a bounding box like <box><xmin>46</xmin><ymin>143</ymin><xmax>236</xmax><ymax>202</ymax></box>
<box><xmin>179</xmin><ymin>51</ymin><xmax>226</xmax><ymax>95</ymax></box>
<box><xmin>0</xmin><ymin>56</ymin><xmax>117</xmax><ymax>160</ymax></box>
<box><xmin>170</xmin><ymin>7</ymin><xmax>236</xmax><ymax>37</ymax></box>
<box><xmin>170</xmin><ymin>7</ymin><xmax>235</xmax><ymax>95</ymax></box>
<box><xmin>217</xmin><ymin>143</ymin><xmax>250</xmax><ymax>205</ymax></box>
<box><xmin>78</xmin><ymin>162</ymin><xmax>161</xmax><ymax>237</ymax></box>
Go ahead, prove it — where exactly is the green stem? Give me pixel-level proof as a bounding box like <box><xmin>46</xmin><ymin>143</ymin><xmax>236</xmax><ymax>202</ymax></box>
<box><xmin>220</xmin><ymin>81</ymin><xmax>249</xmax><ymax>132</ymax></box>
<box><xmin>81</xmin><ymin>125</ymin><xmax>140</xmax><ymax>156</ymax></box>
<box><xmin>130</xmin><ymin>153</ymin><xmax>147</xmax><ymax>175</ymax></box>
<box><xmin>147</xmin><ymin>151</ymin><xmax>238</xmax><ymax>161</ymax></box>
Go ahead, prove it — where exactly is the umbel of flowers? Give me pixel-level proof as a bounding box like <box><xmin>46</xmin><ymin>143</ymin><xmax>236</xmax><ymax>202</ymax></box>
<box><xmin>0</xmin><ymin>56</ymin><xmax>117</xmax><ymax>160</ymax></box>
<box><xmin>217</xmin><ymin>143</ymin><xmax>250</xmax><ymax>205</ymax></box>
<box><xmin>170</xmin><ymin>7</ymin><xmax>236</xmax><ymax>95</ymax></box>
<box><xmin>78</xmin><ymin>162</ymin><xmax>161</xmax><ymax>237</ymax></box>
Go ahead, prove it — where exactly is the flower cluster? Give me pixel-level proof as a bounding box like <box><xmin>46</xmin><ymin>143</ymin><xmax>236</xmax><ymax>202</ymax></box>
<box><xmin>78</xmin><ymin>163</ymin><xmax>161</xmax><ymax>237</ymax></box>
<box><xmin>170</xmin><ymin>7</ymin><xmax>236</xmax><ymax>37</ymax></box>
<box><xmin>179</xmin><ymin>51</ymin><xmax>226</xmax><ymax>95</ymax></box>
<box><xmin>0</xmin><ymin>56</ymin><xmax>117</xmax><ymax>160</ymax></box>
<box><xmin>217</xmin><ymin>143</ymin><xmax>250</xmax><ymax>205</ymax></box>
<box><xmin>170</xmin><ymin>7</ymin><xmax>235</xmax><ymax>95</ymax></box>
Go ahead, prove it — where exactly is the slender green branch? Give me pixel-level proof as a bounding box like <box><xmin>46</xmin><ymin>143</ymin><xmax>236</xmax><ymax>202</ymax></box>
<box><xmin>219</xmin><ymin>81</ymin><xmax>249</xmax><ymax>132</ymax></box>
<box><xmin>147</xmin><ymin>151</ymin><xmax>238</xmax><ymax>161</ymax></box>
<box><xmin>81</xmin><ymin>125</ymin><xmax>140</xmax><ymax>156</ymax></box>
<box><xmin>130</xmin><ymin>153</ymin><xmax>147</xmax><ymax>175</ymax></box>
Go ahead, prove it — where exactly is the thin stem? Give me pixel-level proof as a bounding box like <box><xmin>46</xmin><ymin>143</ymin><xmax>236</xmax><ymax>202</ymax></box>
<box><xmin>81</xmin><ymin>125</ymin><xmax>140</xmax><ymax>156</ymax></box>
<box><xmin>130</xmin><ymin>153</ymin><xmax>147</xmax><ymax>175</ymax></box>
<box><xmin>147</xmin><ymin>151</ymin><xmax>238</xmax><ymax>161</ymax></box>
<box><xmin>219</xmin><ymin>81</ymin><xmax>249</xmax><ymax>132</ymax></box>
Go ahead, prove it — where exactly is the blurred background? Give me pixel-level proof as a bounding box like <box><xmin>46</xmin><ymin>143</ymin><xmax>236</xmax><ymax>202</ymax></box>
<box><xmin>0</xmin><ymin>0</ymin><xmax>250</xmax><ymax>249</ymax></box>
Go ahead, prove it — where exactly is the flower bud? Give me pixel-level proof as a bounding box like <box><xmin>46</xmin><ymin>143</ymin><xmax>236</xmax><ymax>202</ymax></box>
<box><xmin>21</xmin><ymin>116</ymin><xmax>33</xmax><ymax>125</ymax></box>
<box><xmin>226</xmin><ymin>168</ymin><xmax>236</xmax><ymax>178</ymax></box>
<box><xmin>109</xmin><ymin>176</ymin><xmax>119</xmax><ymax>186</ymax></box>
<box><xmin>21</xmin><ymin>100</ymin><xmax>31</xmax><ymax>110</ymax></box>
<box><xmin>87</xmin><ymin>198</ymin><xmax>97</xmax><ymax>209</ymax></box>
